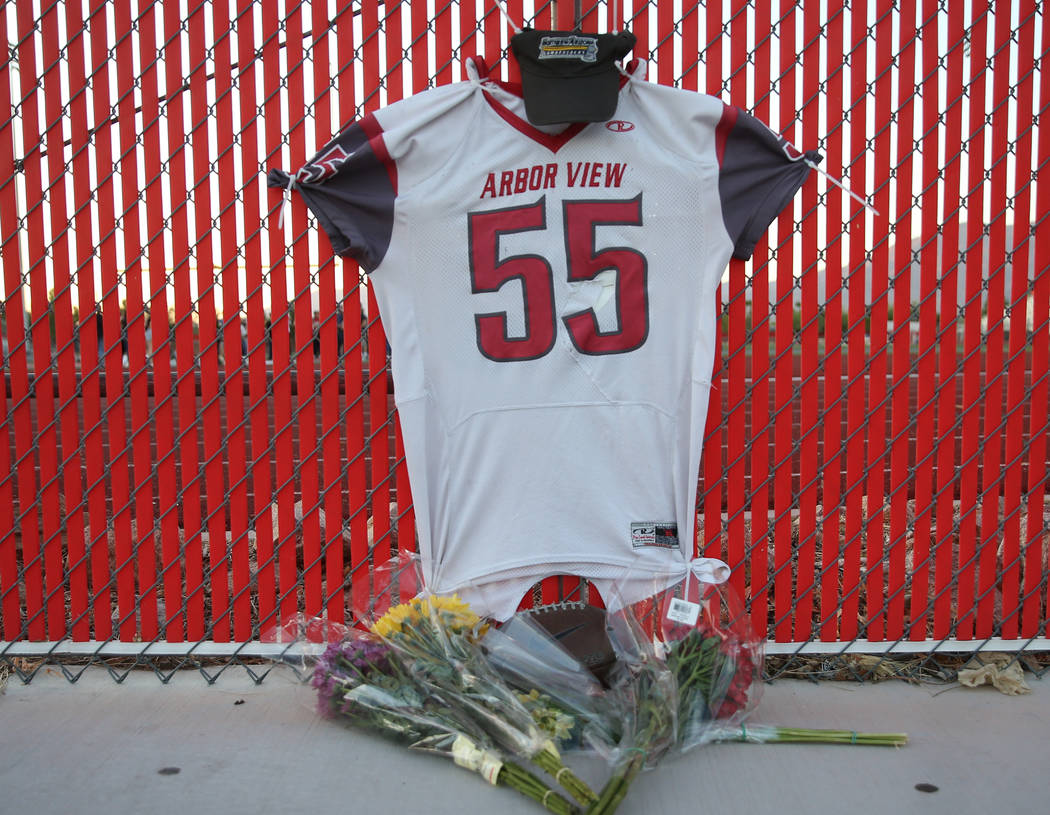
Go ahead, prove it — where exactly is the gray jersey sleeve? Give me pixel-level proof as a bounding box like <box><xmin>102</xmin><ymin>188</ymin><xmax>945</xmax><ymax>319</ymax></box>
<box><xmin>717</xmin><ymin>106</ymin><xmax>821</xmax><ymax>261</ymax></box>
<box><xmin>267</xmin><ymin>113</ymin><xmax>396</xmax><ymax>272</ymax></box>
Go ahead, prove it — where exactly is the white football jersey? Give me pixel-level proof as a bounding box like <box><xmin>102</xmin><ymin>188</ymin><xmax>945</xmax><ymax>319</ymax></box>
<box><xmin>271</xmin><ymin>59</ymin><xmax>817</xmax><ymax>620</ymax></box>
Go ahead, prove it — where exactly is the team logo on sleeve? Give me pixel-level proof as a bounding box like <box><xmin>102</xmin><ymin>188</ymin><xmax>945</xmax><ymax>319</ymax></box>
<box><xmin>299</xmin><ymin>144</ymin><xmax>352</xmax><ymax>183</ymax></box>
<box><xmin>538</xmin><ymin>35</ymin><xmax>599</xmax><ymax>62</ymax></box>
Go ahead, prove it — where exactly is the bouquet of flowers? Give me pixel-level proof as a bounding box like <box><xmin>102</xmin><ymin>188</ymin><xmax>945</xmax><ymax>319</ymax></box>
<box><xmin>295</xmin><ymin>551</ymin><xmax>909</xmax><ymax>815</ymax></box>
<box><xmin>311</xmin><ymin>629</ymin><xmax>582</xmax><ymax>813</ymax></box>
<box><xmin>370</xmin><ymin>592</ymin><xmax>600</xmax><ymax>806</ymax></box>
<box><xmin>355</xmin><ymin>552</ymin><xmax>600</xmax><ymax>809</ymax></box>
<box><xmin>651</xmin><ymin>572</ymin><xmax>764</xmax><ymax>750</ymax></box>
<box><xmin>618</xmin><ymin>561</ymin><xmax>907</xmax><ymax>751</ymax></box>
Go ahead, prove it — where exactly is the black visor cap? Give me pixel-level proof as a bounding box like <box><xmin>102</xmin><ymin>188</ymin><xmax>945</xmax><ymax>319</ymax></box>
<box><xmin>510</xmin><ymin>28</ymin><xmax>637</xmax><ymax>125</ymax></box>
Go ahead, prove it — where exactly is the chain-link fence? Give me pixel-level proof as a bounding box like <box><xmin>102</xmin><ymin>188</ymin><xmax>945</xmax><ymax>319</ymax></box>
<box><xmin>1</xmin><ymin>0</ymin><xmax>1047</xmax><ymax>684</ymax></box>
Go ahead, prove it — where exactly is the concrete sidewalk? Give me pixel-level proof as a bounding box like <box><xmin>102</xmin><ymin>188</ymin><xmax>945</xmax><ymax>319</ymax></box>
<box><xmin>1</xmin><ymin>666</ymin><xmax>1046</xmax><ymax>815</ymax></box>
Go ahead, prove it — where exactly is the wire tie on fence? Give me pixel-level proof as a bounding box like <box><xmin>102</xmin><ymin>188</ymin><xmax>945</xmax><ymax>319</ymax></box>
<box><xmin>493</xmin><ymin>0</ymin><xmax>522</xmax><ymax>33</ymax></box>
<box><xmin>277</xmin><ymin>171</ymin><xmax>297</xmax><ymax>231</ymax></box>
<box><xmin>804</xmin><ymin>159</ymin><xmax>881</xmax><ymax>217</ymax></box>
<box><xmin>769</xmin><ymin>128</ymin><xmax>879</xmax><ymax>217</ymax></box>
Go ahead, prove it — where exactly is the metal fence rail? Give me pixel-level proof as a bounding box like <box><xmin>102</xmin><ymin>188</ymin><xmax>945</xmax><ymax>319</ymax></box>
<box><xmin>1</xmin><ymin>0</ymin><xmax>1048</xmax><ymax>683</ymax></box>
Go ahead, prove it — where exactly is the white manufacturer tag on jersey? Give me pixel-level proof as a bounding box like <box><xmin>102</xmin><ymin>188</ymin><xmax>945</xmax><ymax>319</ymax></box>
<box><xmin>666</xmin><ymin>597</ymin><xmax>701</xmax><ymax>626</ymax></box>
<box><xmin>631</xmin><ymin>522</ymin><xmax>679</xmax><ymax>549</ymax></box>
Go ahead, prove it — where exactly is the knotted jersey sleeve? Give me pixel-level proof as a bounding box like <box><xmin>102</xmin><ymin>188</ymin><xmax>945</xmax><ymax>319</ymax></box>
<box><xmin>267</xmin><ymin>113</ymin><xmax>396</xmax><ymax>271</ymax></box>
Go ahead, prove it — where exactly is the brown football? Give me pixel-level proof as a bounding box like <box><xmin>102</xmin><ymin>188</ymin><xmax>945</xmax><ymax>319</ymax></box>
<box><xmin>523</xmin><ymin>601</ymin><xmax>617</xmax><ymax>686</ymax></box>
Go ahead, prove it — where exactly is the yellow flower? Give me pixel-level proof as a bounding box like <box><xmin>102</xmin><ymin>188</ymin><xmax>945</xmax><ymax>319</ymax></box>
<box><xmin>369</xmin><ymin>596</ymin><xmax>482</xmax><ymax>638</ymax></box>
<box><xmin>371</xmin><ymin>593</ymin><xmax>487</xmax><ymax>639</ymax></box>
<box><xmin>426</xmin><ymin>594</ymin><xmax>483</xmax><ymax>633</ymax></box>
<box><xmin>518</xmin><ymin>691</ymin><xmax>576</xmax><ymax>742</ymax></box>
<box><xmin>372</xmin><ymin>600</ymin><xmax>422</xmax><ymax>638</ymax></box>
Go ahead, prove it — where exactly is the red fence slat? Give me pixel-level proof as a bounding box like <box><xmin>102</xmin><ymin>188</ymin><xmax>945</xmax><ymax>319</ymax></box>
<box><xmin>16</xmin><ymin>0</ymin><xmax>49</xmax><ymax>642</ymax></box>
<box><xmin>274</xmin><ymin>2</ymin><xmax>301</xmax><ymax>629</ymax></box>
<box><xmin>656</xmin><ymin>0</ymin><xmax>673</xmax><ymax>86</ymax></box>
<box><xmin>633</xmin><ymin>0</ymin><xmax>649</xmax><ymax>83</ymax></box>
<box><xmin>213</xmin><ymin>6</ymin><xmax>251</xmax><ymax>642</ymax></box>
<box><xmin>795</xmin><ymin>0</ymin><xmax>822</xmax><ymax>644</ymax></box>
<box><xmin>978</xmin><ymin>1</ymin><xmax>1013</xmax><ymax>640</ymax></box>
<box><xmin>361</xmin><ymin>0</ymin><xmax>392</xmax><ymax>611</ymax></box>
<box><xmin>336</xmin><ymin>1</ymin><xmax>369</xmax><ymax>627</ymax></box>
<box><xmin>113</xmin><ymin>0</ymin><xmax>159</xmax><ymax>643</ymax></box>
<box><xmin>435</xmin><ymin>0</ymin><xmax>453</xmax><ymax>86</ymax></box>
<box><xmin>933</xmin><ymin>7</ymin><xmax>966</xmax><ymax>642</ymax></box>
<box><xmin>95</xmin><ymin>0</ymin><xmax>135</xmax><ymax>643</ymax></box>
<box><xmin>140</xmin><ymin>0</ymin><xmax>179</xmax><ymax>644</ymax></box>
<box><xmin>288</xmin><ymin>3</ymin><xmax>322</xmax><ymax>622</ymax></box>
<box><xmin>68</xmin><ymin>7</ymin><xmax>99</xmax><ymax>642</ymax></box>
<box><xmin>681</xmin><ymin>0</ymin><xmax>697</xmax><ymax>92</ymax></box>
<box><xmin>887</xmin><ymin>0</ymin><xmax>917</xmax><ymax>643</ymax></box>
<box><xmin>1030</xmin><ymin>5</ymin><xmax>1050</xmax><ymax>638</ymax></box>
<box><xmin>313</xmin><ymin>1</ymin><xmax>345</xmax><ymax>631</ymax></box>
<box><xmin>1002</xmin><ymin>0</ymin><xmax>1037</xmax><ymax>640</ymax></box>
<box><xmin>0</xmin><ymin>349</ymin><xmax>12</xmax><ymax>640</ymax></box>
<box><xmin>841</xmin><ymin>3</ymin><xmax>869</xmax><ymax>643</ymax></box>
<box><xmin>771</xmin><ymin>0</ymin><xmax>797</xmax><ymax>642</ymax></box>
<box><xmin>911</xmin><ymin>0</ymin><xmax>939</xmax><ymax>640</ymax></box>
<box><xmin>69</xmin><ymin>0</ymin><xmax>105</xmax><ymax>641</ymax></box>
<box><xmin>0</xmin><ymin>2</ymin><xmax>20</xmax><ymax>640</ymax></box>
<box><xmin>745</xmin><ymin>0</ymin><xmax>773</xmax><ymax>641</ymax></box>
<box><xmin>958</xmin><ymin>6</ymin><xmax>989</xmax><ymax>640</ymax></box>
<box><xmin>187</xmin><ymin>1</ymin><xmax>228</xmax><ymax>642</ymax></box>
<box><xmin>253</xmin><ymin>0</ymin><xmax>281</xmax><ymax>636</ymax></box>
<box><xmin>40</xmin><ymin>2</ymin><xmax>83</xmax><ymax>642</ymax></box>
<box><xmin>166</xmin><ymin>0</ymin><xmax>203</xmax><ymax>642</ymax></box>
<box><xmin>724</xmin><ymin>0</ymin><xmax>749</xmax><ymax>612</ymax></box>
<box><xmin>701</xmin><ymin>1</ymin><xmax>724</xmax><ymax>573</ymax></box>
<box><xmin>820</xmin><ymin>0</ymin><xmax>845</xmax><ymax>642</ymax></box>
<box><xmin>864</xmin><ymin>0</ymin><xmax>895</xmax><ymax>643</ymax></box>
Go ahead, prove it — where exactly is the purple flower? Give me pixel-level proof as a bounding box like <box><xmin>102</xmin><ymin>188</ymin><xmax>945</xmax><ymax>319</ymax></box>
<box><xmin>311</xmin><ymin>634</ymin><xmax>395</xmax><ymax>715</ymax></box>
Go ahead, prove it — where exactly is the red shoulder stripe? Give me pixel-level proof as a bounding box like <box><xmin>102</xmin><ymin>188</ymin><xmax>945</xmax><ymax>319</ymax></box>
<box><xmin>360</xmin><ymin>112</ymin><xmax>397</xmax><ymax>193</ymax></box>
<box><xmin>715</xmin><ymin>103</ymin><xmax>739</xmax><ymax>167</ymax></box>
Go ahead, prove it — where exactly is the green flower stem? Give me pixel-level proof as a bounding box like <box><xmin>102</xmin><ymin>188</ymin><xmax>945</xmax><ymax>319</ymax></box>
<box><xmin>499</xmin><ymin>761</ymin><xmax>580</xmax><ymax>815</ymax></box>
<box><xmin>713</xmin><ymin>725</ymin><xmax>908</xmax><ymax>747</ymax></box>
<box><xmin>668</xmin><ymin>638</ymin><xmax>720</xmax><ymax>698</ymax></box>
<box><xmin>533</xmin><ymin>743</ymin><xmax>599</xmax><ymax>806</ymax></box>
<box><xmin>765</xmin><ymin>727</ymin><xmax>908</xmax><ymax>746</ymax></box>
<box><xmin>585</xmin><ymin>752</ymin><xmax>645</xmax><ymax>815</ymax></box>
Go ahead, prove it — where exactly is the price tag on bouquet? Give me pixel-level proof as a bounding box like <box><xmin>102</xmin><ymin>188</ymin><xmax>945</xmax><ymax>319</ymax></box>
<box><xmin>665</xmin><ymin>596</ymin><xmax>701</xmax><ymax>627</ymax></box>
